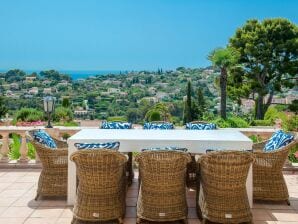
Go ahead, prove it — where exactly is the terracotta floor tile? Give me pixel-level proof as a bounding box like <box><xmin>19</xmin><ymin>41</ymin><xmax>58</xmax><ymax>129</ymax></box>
<box><xmin>56</xmin><ymin>217</ymin><xmax>73</xmax><ymax>224</ymax></box>
<box><xmin>30</xmin><ymin>207</ymin><xmax>64</xmax><ymax>218</ymax></box>
<box><xmin>24</xmin><ymin>217</ymin><xmax>57</xmax><ymax>224</ymax></box>
<box><xmin>188</xmin><ymin>208</ymin><xmax>198</xmax><ymax>219</ymax></box>
<box><xmin>1</xmin><ymin>206</ymin><xmax>35</xmax><ymax>218</ymax></box>
<box><xmin>11</xmin><ymin>197</ymin><xmax>41</xmax><ymax>207</ymax></box>
<box><xmin>123</xmin><ymin>217</ymin><xmax>137</xmax><ymax>224</ymax></box>
<box><xmin>127</xmin><ymin>189</ymin><xmax>138</xmax><ymax>198</ymax></box>
<box><xmin>126</xmin><ymin>197</ymin><xmax>137</xmax><ymax>206</ymax></box>
<box><xmin>188</xmin><ymin>219</ymin><xmax>201</xmax><ymax>224</ymax></box>
<box><xmin>0</xmin><ymin>217</ymin><xmax>27</xmax><ymax>224</ymax></box>
<box><xmin>39</xmin><ymin>199</ymin><xmax>67</xmax><ymax>207</ymax></box>
<box><xmin>252</xmin><ymin>209</ymin><xmax>275</xmax><ymax>221</ymax></box>
<box><xmin>0</xmin><ymin>189</ymin><xmax>27</xmax><ymax>198</ymax></box>
<box><xmin>125</xmin><ymin>206</ymin><xmax>136</xmax><ymax>218</ymax></box>
<box><xmin>0</xmin><ymin>197</ymin><xmax>17</xmax><ymax>206</ymax></box>
<box><xmin>60</xmin><ymin>208</ymin><xmax>73</xmax><ymax>218</ymax></box>
<box><xmin>269</xmin><ymin>210</ymin><xmax>298</xmax><ymax>222</ymax></box>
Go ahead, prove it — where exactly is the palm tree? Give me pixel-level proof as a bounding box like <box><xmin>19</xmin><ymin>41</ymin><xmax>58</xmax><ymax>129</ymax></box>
<box><xmin>208</xmin><ymin>47</ymin><xmax>238</xmax><ymax>119</ymax></box>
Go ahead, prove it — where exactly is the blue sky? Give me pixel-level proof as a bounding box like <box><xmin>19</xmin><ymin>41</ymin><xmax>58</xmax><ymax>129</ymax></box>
<box><xmin>0</xmin><ymin>0</ymin><xmax>297</xmax><ymax>71</ymax></box>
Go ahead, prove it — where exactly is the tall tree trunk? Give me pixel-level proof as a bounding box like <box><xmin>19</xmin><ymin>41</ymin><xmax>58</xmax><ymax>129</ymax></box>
<box><xmin>220</xmin><ymin>67</ymin><xmax>227</xmax><ymax>119</ymax></box>
<box><xmin>255</xmin><ymin>94</ymin><xmax>264</xmax><ymax>119</ymax></box>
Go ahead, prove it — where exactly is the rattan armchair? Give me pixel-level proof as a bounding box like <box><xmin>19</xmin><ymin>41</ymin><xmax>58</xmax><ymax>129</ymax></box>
<box><xmin>253</xmin><ymin>135</ymin><xmax>297</xmax><ymax>205</ymax></box>
<box><xmin>196</xmin><ymin>151</ymin><xmax>254</xmax><ymax>224</ymax></box>
<box><xmin>70</xmin><ymin>150</ymin><xmax>127</xmax><ymax>224</ymax></box>
<box><xmin>135</xmin><ymin>150</ymin><xmax>191</xmax><ymax>223</ymax></box>
<box><xmin>27</xmin><ymin>131</ymin><xmax>68</xmax><ymax>200</ymax></box>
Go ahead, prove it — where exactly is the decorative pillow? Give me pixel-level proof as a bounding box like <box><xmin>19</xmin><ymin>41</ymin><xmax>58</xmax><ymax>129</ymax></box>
<box><xmin>142</xmin><ymin>147</ymin><xmax>188</xmax><ymax>152</ymax></box>
<box><xmin>75</xmin><ymin>141</ymin><xmax>120</xmax><ymax>150</ymax></box>
<box><xmin>101</xmin><ymin>121</ymin><xmax>132</xmax><ymax>129</ymax></box>
<box><xmin>33</xmin><ymin>130</ymin><xmax>57</xmax><ymax>149</ymax></box>
<box><xmin>186</xmin><ymin>122</ymin><xmax>217</xmax><ymax>130</ymax></box>
<box><xmin>143</xmin><ymin>122</ymin><xmax>174</xmax><ymax>130</ymax></box>
<box><xmin>264</xmin><ymin>130</ymin><xmax>294</xmax><ymax>152</ymax></box>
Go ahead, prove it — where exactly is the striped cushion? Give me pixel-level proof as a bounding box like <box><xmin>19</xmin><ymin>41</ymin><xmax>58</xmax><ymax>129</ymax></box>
<box><xmin>101</xmin><ymin>121</ymin><xmax>132</xmax><ymax>129</ymax></box>
<box><xmin>143</xmin><ymin>122</ymin><xmax>174</xmax><ymax>130</ymax></box>
<box><xmin>74</xmin><ymin>141</ymin><xmax>120</xmax><ymax>150</ymax></box>
<box><xmin>33</xmin><ymin>130</ymin><xmax>57</xmax><ymax>149</ymax></box>
<box><xmin>186</xmin><ymin>122</ymin><xmax>217</xmax><ymax>130</ymax></box>
<box><xmin>142</xmin><ymin>147</ymin><xmax>188</xmax><ymax>152</ymax></box>
<box><xmin>264</xmin><ymin>130</ymin><xmax>294</xmax><ymax>152</ymax></box>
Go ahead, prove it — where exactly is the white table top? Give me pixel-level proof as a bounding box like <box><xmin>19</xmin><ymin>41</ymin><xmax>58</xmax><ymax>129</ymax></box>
<box><xmin>68</xmin><ymin>129</ymin><xmax>253</xmax><ymax>152</ymax></box>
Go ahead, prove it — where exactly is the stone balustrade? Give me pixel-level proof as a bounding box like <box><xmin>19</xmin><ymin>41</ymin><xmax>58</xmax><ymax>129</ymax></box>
<box><xmin>0</xmin><ymin>125</ymin><xmax>277</xmax><ymax>168</ymax></box>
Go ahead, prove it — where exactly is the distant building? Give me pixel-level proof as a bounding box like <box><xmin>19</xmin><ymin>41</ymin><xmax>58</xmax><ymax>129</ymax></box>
<box><xmin>25</xmin><ymin>76</ymin><xmax>36</xmax><ymax>83</ymax></box>
<box><xmin>10</xmin><ymin>83</ymin><xmax>19</xmax><ymax>90</ymax></box>
<box><xmin>139</xmin><ymin>97</ymin><xmax>158</xmax><ymax>104</ymax></box>
<box><xmin>42</xmin><ymin>80</ymin><xmax>51</xmax><ymax>85</ymax></box>
<box><xmin>43</xmin><ymin>88</ymin><xmax>52</xmax><ymax>94</ymax></box>
<box><xmin>108</xmin><ymin>88</ymin><xmax>120</xmax><ymax>93</ymax></box>
<box><xmin>28</xmin><ymin>87</ymin><xmax>39</xmax><ymax>95</ymax></box>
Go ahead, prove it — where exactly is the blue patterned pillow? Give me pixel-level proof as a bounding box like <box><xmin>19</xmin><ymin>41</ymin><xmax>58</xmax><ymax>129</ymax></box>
<box><xmin>75</xmin><ymin>141</ymin><xmax>120</xmax><ymax>150</ymax></box>
<box><xmin>143</xmin><ymin>122</ymin><xmax>174</xmax><ymax>130</ymax></box>
<box><xmin>186</xmin><ymin>122</ymin><xmax>217</xmax><ymax>130</ymax></box>
<box><xmin>142</xmin><ymin>146</ymin><xmax>188</xmax><ymax>152</ymax></box>
<box><xmin>33</xmin><ymin>130</ymin><xmax>57</xmax><ymax>149</ymax></box>
<box><xmin>264</xmin><ymin>130</ymin><xmax>294</xmax><ymax>152</ymax></box>
<box><xmin>101</xmin><ymin>121</ymin><xmax>132</xmax><ymax>129</ymax></box>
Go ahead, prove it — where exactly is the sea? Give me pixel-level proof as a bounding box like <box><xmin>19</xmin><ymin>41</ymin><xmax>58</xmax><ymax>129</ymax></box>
<box><xmin>0</xmin><ymin>69</ymin><xmax>124</xmax><ymax>80</ymax></box>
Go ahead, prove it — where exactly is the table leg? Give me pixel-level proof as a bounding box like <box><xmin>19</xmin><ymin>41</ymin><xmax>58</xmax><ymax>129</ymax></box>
<box><xmin>246</xmin><ymin>164</ymin><xmax>253</xmax><ymax>208</ymax></box>
<box><xmin>67</xmin><ymin>140</ymin><xmax>76</xmax><ymax>205</ymax></box>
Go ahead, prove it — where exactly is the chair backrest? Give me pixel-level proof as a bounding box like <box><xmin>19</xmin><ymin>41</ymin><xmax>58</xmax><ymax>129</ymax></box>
<box><xmin>101</xmin><ymin>121</ymin><xmax>132</xmax><ymax>129</ymax></box>
<box><xmin>186</xmin><ymin>121</ymin><xmax>217</xmax><ymax>130</ymax></box>
<box><xmin>136</xmin><ymin>151</ymin><xmax>190</xmax><ymax>185</ymax></box>
<box><xmin>143</xmin><ymin>121</ymin><xmax>174</xmax><ymax>130</ymax></box>
<box><xmin>70</xmin><ymin>150</ymin><xmax>127</xmax><ymax>193</ymax></box>
<box><xmin>199</xmin><ymin>151</ymin><xmax>254</xmax><ymax>189</ymax></box>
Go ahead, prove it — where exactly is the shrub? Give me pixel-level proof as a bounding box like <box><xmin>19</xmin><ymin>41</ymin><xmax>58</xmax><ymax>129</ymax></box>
<box><xmin>15</xmin><ymin>108</ymin><xmax>44</xmax><ymax>122</ymax></box>
<box><xmin>264</xmin><ymin>106</ymin><xmax>287</xmax><ymax>124</ymax></box>
<box><xmin>249</xmin><ymin>135</ymin><xmax>263</xmax><ymax>143</ymax></box>
<box><xmin>148</xmin><ymin>110</ymin><xmax>161</xmax><ymax>121</ymax></box>
<box><xmin>288</xmin><ymin>144</ymin><xmax>298</xmax><ymax>163</ymax></box>
<box><xmin>107</xmin><ymin>116</ymin><xmax>127</xmax><ymax>122</ymax></box>
<box><xmin>210</xmin><ymin>116</ymin><xmax>249</xmax><ymax>128</ymax></box>
<box><xmin>8</xmin><ymin>134</ymin><xmax>36</xmax><ymax>160</ymax></box>
<box><xmin>283</xmin><ymin>115</ymin><xmax>298</xmax><ymax>132</ymax></box>
<box><xmin>62</xmin><ymin>133</ymin><xmax>71</xmax><ymax>140</ymax></box>
<box><xmin>53</xmin><ymin>106</ymin><xmax>73</xmax><ymax>122</ymax></box>
<box><xmin>251</xmin><ymin>119</ymin><xmax>272</xmax><ymax>126</ymax></box>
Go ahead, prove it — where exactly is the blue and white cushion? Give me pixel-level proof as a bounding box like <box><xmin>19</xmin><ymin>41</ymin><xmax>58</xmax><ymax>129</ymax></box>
<box><xmin>101</xmin><ymin>121</ymin><xmax>132</xmax><ymax>129</ymax></box>
<box><xmin>264</xmin><ymin>130</ymin><xmax>294</xmax><ymax>152</ymax></box>
<box><xmin>142</xmin><ymin>146</ymin><xmax>188</xmax><ymax>152</ymax></box>
<box><xmin>186</xmin><ymin>122</ymin><xmax>217</xmax><ymax>130</ymax></box>
<box><xmin>143</xmin><ymin>122</ymin><xmax>174</xmax><ymax>130</ymax></box>
<box><xmin>75</xmin><ymin>141</ymin><xmax>120</xmax><ymax>150</ymax></box>
<box><xmin>33</xmin><ymin>130</ymin><xmax>57</xmax><ymax>149</ymax></box>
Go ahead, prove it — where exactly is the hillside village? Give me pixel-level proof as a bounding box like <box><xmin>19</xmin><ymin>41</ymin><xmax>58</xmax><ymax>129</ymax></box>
<box><xmin>0</xmin><ymin>68</ymin><xmax>297</xmax><ymax>123</ymax></box>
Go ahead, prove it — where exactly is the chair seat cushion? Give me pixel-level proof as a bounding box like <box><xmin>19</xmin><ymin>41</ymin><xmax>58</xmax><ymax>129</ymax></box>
<box><xmin>186</xmin><ymin>122</ymin><xmax>217</xmax><ymax>130</ymax></box>
<box><xmin>33</xmin><ymin>130</ymin><xmax>57</xmax><ymax>149</ymax></box>
<box><xmin>101</xmin><ymin>121</ymin><xmax>132</xmax><ymax>129</ymax></box>
<box><xmin>142</xmin><ymin>147</ymin><xmax>187</xmax><ymax>152</ymax></box>
<box><xmin>264</xmin><ymin>130</ymin><xmax>294</xmax><ymax>152</ymax></box>
<box><xmin>75</xmin><ymin>141</ymin><xmax>120</xmax><ymax>150</ymax></box>
<box><xmin>143</xmin><ymin>122</ymin><xmax>174</xmax><ymax>130</ymax></box>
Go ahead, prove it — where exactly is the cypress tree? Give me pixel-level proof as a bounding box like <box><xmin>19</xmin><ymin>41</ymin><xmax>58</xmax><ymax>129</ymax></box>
<box><xmin>183</xmin><ymin>81</ymin><xmax>192</xmax><ymax>123</ymax></box>
<box><xmin>197</xmin><ymin>87</ymin><xmax>206</xmax><ymax>120</ymax></box>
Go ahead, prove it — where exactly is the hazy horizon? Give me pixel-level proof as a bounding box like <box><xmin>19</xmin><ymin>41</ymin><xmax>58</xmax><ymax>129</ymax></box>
<box><xmin>0</xmin><ymin>0</ymin><xmax>297</xmax><ymax>71</ymax></box>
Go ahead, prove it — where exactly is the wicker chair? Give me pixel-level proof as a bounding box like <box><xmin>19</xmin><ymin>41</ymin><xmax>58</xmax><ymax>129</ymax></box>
<box><xmin>27</xmin><ymin>131</ymin><xmax>68</xmax><ymax>200</ymax></box>
<box><xmin>253</xmin><ymin>135</ymin><xmax>297</xmax><ymax>205</ymax></box>
<box><xmin>101</xmin><ymin>121</ymin><xmax>134</xmax><ymax>186</ymax></box>
<box><xmin>185</xmin><ymin>121</ymin><xmax>213</xmax><ymax>189</ymax></box>
<box><xmin>70</xmin><ymin>150</ymin><xmax>127</xmax><ymax>224</ymax></box>
<box><xmin>135</xmin><ymin>150</ymin><xmax>191</xmax><ymax>223</ymax></box>
<box><xmin>196</xmin><ymin>151</ymin><xmax>254</xmax><ymax>224</ymax></box>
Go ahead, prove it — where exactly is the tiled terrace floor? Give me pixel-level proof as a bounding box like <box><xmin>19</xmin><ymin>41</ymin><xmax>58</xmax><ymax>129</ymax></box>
<box><xmin>0</xmin><ymin>169</ymin><xmax>298</xmax><ymax>224</ymax></box>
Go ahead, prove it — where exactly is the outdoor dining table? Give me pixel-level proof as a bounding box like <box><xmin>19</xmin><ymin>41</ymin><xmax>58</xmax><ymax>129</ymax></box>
<box><xmin>67</xmin><ymin>129</ymin><xmax>253</xmax><ymax>206</ymax></box>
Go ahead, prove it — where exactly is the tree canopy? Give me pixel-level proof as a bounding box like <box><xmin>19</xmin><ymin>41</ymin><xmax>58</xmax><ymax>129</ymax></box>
<box><xmin>229</xmin><ymin>18</ymin><xmax>298</xmax><ymax>119</ymax></box>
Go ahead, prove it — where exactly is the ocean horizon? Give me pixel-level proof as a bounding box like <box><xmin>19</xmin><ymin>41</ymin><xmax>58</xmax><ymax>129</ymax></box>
<box><xmin>0</xmin><ymin>69</ymin><xmax>125</xmax><ymax>80</ymax></box>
